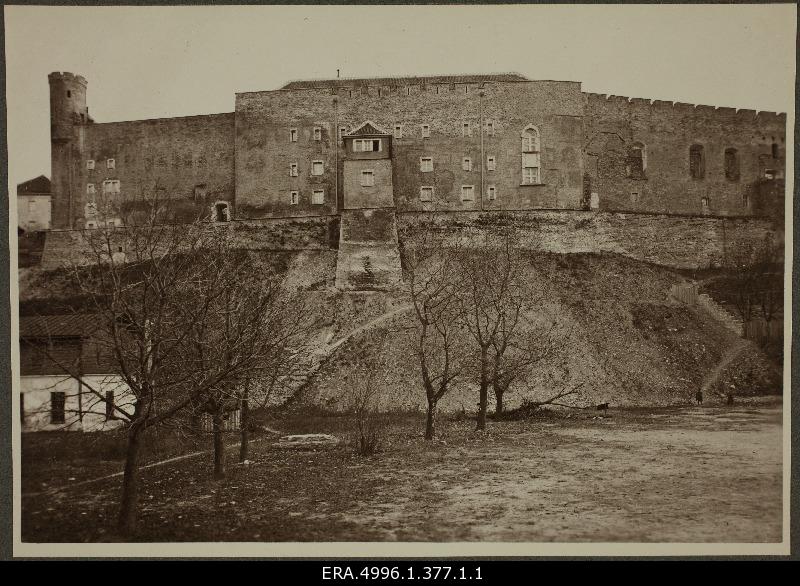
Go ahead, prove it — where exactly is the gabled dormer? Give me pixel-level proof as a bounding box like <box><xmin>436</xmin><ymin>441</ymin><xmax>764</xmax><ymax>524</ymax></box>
<box><xmin>344</xmin><ymin>121</ymin><xmax>392</xmax><ymax>159</ymax></box>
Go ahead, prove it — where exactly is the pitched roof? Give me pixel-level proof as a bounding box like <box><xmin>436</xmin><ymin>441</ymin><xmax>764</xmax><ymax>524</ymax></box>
<box><xmin>280</xmin><ymin>73</ymin><xmax>530</xmax><ymax>90</ymax></box>
<box><xmin>17</xmin><ymin>175</ymin><xmax>51</xmax><ymax>196</ymax></box>
<box><xmin>347</xmin><ymin>121</ymin><xmax>390</xmax><ymax>136</ymax></box>
<box><xmin>19</xmin><ymin>314</ymin><xmax>102</xmax><ymax>339</ymax></box>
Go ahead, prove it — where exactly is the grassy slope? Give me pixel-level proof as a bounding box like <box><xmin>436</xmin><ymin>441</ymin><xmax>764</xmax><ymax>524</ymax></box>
<box><xmin>302</xmin><ymin>252</ymin><xmax>781</xmax><ymax>410</ymax></box>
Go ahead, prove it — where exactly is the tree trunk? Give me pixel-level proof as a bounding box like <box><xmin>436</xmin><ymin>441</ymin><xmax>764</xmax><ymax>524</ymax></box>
<box><xmin>239</xmin><ymin>397</ymin><xmax>249</xmax><ymax>463</ymax></box>
<box><xmin>476</xmin><ymin>348</ymin><xmax>489</xmax><ymax>431</ymax></box>
<box><xmin>495</xmin><ymin>387</ymin><xmax>504</xmax><ymax>416</ymax></box>
<box><xmin>212</xmin><ymin>413</ymin><xmax>226</xmax><ymax>479</ymax></box>
<box><xmin>425</xmin><ymin>399</ymin><xmax>437</xmax><ymax>440</ymax></box>
<box><xmin>117</xmin><ymin>425</ymin><xmax>143</xmax><ymax>535</ymax></box>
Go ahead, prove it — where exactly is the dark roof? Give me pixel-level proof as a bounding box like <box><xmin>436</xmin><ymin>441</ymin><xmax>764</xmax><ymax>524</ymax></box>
<box><xmin>17</xmin><ymin>175</ymin><xmax>51</xmax><ymax>196</ymax></box>
<box><xmin>347</xmin><ymin>121</ymin><xmax>390</xmax><ymax>137</ymax></box>
<box><xmin>19</xmin><ymin>314</ymin><xmax>101</xmax><ymax>339</ymax></box>
<box><xmin>280</xmin><ymin>73</ymin><xmax>530</xmax><ymax>90</ymax></box>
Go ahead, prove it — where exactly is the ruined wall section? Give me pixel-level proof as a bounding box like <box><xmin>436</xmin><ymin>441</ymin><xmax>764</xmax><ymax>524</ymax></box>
<box><xmin>584</xmin><ymin>93</ymin><xmax>786</xmax><ymax>219</ymax></box>
<box><xmin>76</xmin><ymin>113</ymin><xmax>235</xmax><ymax>226</ymax></box>
<box><xmin>235</xmin><ymin>80</ymin><xmax>585</xmax><ymax>218</ymax></box>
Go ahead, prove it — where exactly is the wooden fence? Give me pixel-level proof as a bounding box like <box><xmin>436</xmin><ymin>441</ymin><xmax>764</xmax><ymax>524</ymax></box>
<box><xmin>199</xmin><ymin>409</ymin><xmax>240</xmax><ymax>432</ymax></box>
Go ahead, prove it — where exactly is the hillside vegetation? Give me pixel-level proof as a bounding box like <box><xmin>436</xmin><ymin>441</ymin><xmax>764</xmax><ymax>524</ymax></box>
<box><xmin>299</xmin><ymin>252</ymin><xmax>781</xmax><ymax>411</ymax></box>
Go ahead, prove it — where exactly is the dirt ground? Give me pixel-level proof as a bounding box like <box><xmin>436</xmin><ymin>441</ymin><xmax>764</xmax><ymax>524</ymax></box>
<box><xmin>20</xmin><ymin>401</ymin><xmax>783</xmax><ymax>543</ymax></box>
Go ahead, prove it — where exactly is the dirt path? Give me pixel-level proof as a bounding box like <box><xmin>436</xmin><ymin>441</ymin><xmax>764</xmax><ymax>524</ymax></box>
<box><xmin>21</xmin><ymin>404</ymin><xmax>783</xmax><ymax>543</ymax></box>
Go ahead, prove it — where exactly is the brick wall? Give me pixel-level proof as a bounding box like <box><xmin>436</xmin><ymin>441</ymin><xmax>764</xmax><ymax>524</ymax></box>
<box><xmin>584</xmin><ymin>93</ymin><xmax>786</xmax><ymax>218</ymax></box>
<box><xmin>73</xmin><ymin>113</ymin><xmax>235</xmax><ymax>227</ymax></box>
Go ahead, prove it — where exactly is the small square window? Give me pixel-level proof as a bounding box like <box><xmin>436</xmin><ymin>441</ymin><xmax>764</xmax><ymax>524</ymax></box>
<box><xmin>701</xmin><ymin>197</ymin><xmax>710</xmax><ymax>213</ymax></box>
<box><xmin>290</xmin><ymin>128</ymin><xmax>298</xmax><ymax>142</ymax></box>
<box><xmin>312</xmin><ymin>190</ymin><xmax>325</xmax><ymax>205</ymax></box>
<box><xmin>311</xmin><ymin>160</ymin><xmax>324</xmax><ymax>176</ymax></box>
<box><xmin>360</xmin><ymin>170</ymin><xmax>375</xmax><ymax>187</ymax></box>
<box><xmin>486</xmin><ymin>121</ymin><xmax>495</xmax><ymax>136</ymax></box>
<box><xmin>313</xmin><ymin>127</ymin><xmax>322</xmax><ymax>141</ymax></box>
<box><xmin>50</xmin><ymin>392</ymin><xmax>66</xmax><ymax>424</ymax></box>
<box><xmin>290</xmin><ymin>163</ymin><xmax>299</xmax><ymax>177</ymax></box>
<box><xmin>487</xmin><ymin>186</ymin><xmax>496</xmax><ymax>200</ymax></box>
<box><xmin>394</xmin><ymin>124</ymin><xmax>403</xmax><ymax>139</ymax></box>
<box><xmin>462</xmin><ymin>158</ymin><xmax>472</xmax><ymax>172</ymax></box>
<box><xmin>106</xmin><ymin>158</ymin><xmax>115</xmax><ymax>170</ymax></box>
<box><xmin>421</xmin><ymin>124</ymin><xmax>431</xmax><ymax>138</ymax></box>
<box><xmin>86</xmin><ymin>183</ymin><xmax>95</xmax><ymax>195</ymax></box>
<box><xmin>522</xmin><ymin>167</ymin><xmax>540</xmax><ymax>185</ymax></box>
<box><xmin>487</xmin><ymin>156</ymin><xmax>496</xmax><ymax>171</ymax></box>
<box><xmin>339</xmin><ymin>126</ymin><xmax>347</xmax><ymax>142</ymax></box>
<box><xmin>290</xmin><ymin>191</ymin><xmax>299</xmax><ymax>205</ymax></box>
<box><xmin>630</xmin><ymin>191</ymin><xmax>639</xmax><ymax>203</ymax></box>
<box><xmin>461</xmin><ymin>186</ymin><xmax>475</xmax><ymax>202</ymax></box>
<box><xmin>462</xmin><ymin>122</ymin><xmax>471</xmax><ymax>137</ymax></box>
<box><xmin>420</xmin><ymin>157</ymin><xmax>433</xmax><ymax>172</ymax></box>
<box><xmin>420</xmin><ymin>186</ymin><xmax>434</xmax><ymax>202</ymax></box>
<box><xmin>86</xmin><ymin>160</ymin><xmax>95</xmax><ymax>170</ymax></box>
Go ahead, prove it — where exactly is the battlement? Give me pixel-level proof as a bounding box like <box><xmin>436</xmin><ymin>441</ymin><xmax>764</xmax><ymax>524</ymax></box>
<box><xmin>584</xmin><ymin>92</ymin><xmax>786</xmax><ymax>125</ymax></box>
<box><xmin>48</xmin><ymin>72</ymin><xmax>87</xmax><ymax>87</ymax></box>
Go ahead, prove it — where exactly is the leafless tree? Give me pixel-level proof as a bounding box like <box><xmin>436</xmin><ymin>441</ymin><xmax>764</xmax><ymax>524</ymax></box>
<box><xmin>726</xmin><ymin>232</ymin><xmax>782</xmax><ymax>323</ymax></box>
<box><xmin>49</xmin><ymin>207</ymin><xmax>311</xmax><ymax>535</ymax></box>
<box><xmin>402</xmin><ymin>222</ymin><xmax>468</xmax><ymax>440</ymax></box>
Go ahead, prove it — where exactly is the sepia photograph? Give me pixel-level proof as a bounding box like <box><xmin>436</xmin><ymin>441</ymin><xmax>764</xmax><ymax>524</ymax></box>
<box><xmin>4</xmin><ymin>3</ymin><xmax>795</xmax><ymax>558</ymax></box>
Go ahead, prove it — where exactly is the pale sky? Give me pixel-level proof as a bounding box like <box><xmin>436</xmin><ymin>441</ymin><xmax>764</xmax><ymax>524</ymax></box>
<box><xmin>4</xmin><ymin>4</ymin><xmax>796</xmax><ymax>196</ymax></box>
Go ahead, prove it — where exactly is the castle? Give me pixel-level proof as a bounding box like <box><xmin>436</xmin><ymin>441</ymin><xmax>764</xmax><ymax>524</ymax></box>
<box><xmin>44</xmin><ymin>71</ymin><xmax>786</xmax><ymax>287</ymax></box>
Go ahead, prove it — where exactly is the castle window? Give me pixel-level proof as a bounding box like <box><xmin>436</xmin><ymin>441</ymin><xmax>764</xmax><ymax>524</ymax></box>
<box><xmin>290</xmin><ymin>191</ymin><xmax>299</xmax><ymax>205</ymax></box>
<box><xmin>743</xmin><ymin>193</ymin><xmax>751</xmax><ymax>208</ymax></box>
<box><xmin>626</xmin><ymin>142</ymin><xmax>646</xmax><ymax>179</ymax></box>
<box><xmin>700</xmin><ymin>197</ymin><xmax>710</xmax><ymax>214</ymax></box>
<box><xmin>360</xmin><ymin>170</ymin><xmax>375</xmax><ymax>187</ymax></box>
<box><xmin>462</xmin><ymin>122</ymin><xmax>471</xmax><ymax>137</ymax></box>
<box><xmin>312</xmin><ymin>190</ymin><xmax>325</xmax><ymax>205</ymax></box>
<box><xmin>50</xmin><ymin>392</ymin><xmax>65</xmax><ymax>424</ymax></box>
<box><xmin>419</xmin><ymin>186</ymin><xmax>434</xmax><ymax>202</ymax></box>
<box><xmin>460</xmin><ymin>185</ymin><xmax>475</xmax><ymax>202</ymax></box>
<box><xmin>522</xmin><ymin>154</ymin><xmax>541</xmax><ymax>185</ymax></box>
<box><xmin>85</xmin><ymin>220</ymin><xmax>98</xmax><ymax>229</ymax></box>
<box><xmin>354</xmin><ymin>139</ymin><xmax>381</xmax><ymax>152</ymax></box>
<box><xmin>487</xmin><ymin>185</ymin><xmax>497</xmax><ymax>200</ymax></box>
<box><xmin>420</xmin><ymin>157</ymin><xmax>433</xmax><ymax>172</ymax></box>
<box><xmin>724</xmin><ymin>148</ymin><xmax>740</xmax><ymax>181</ymax></box>
<box><xmin>86</xmin><ymin>160</ymin><xmax>95</xmax><ymax>170</ymax></box>
<box><xmin>28</xmin><ymin>200</ymin><xmax>36</xmax><ymax>213</ymax></box>
<box><xmin>102</xmin><ymin>180</ymin><xmax>120</xmax><ymax>194</ymax></box>
<box><xmin>213</xmin><ymin>201</ymin><xmax>231</xmax><ymax>222</ymax></box>
<box><xmin>630</xmin><ymin>191</ymin><xmax>640</xmax><ymax>203</ymax></box>
<box><xmin>689</xmin><ymin>144</ymin><xmax>705</xmax><ymax>179</ymax></box>
<box><xmin>462</xmin><ymin>158</ymin><xmax>472</xmax><ymax>172</ymax></box>
<box><xmin>339</xmin><ymin>127</ymin><xmax>347</xmax><ymax>143</ymax></box>
<box><xmin>487</xmin><ymin>156</ymin><xmax>496</xmax><ymax>171</ymax></box>
<box><xmin>394</xmin><ymin>124</ymin><xmax>403</xmax><ymax>139</ymax></box>
<box><xmin>521</xmin><ymin>125</ymin><xmax>540</xmax><ymax>153</ymax></box>
<box><xmin>66</xmin><ymin>91</ymin><xmax>71</xmax><ymax>98</ymax></box>
<box><xmin>86</xmin><ymin>183</ymin><xmax>95</xmax><ymax>195</ymax></box>
<box><xmin>421</xmin><ymin>124</ymin><xmax>430</xmax><ymax>138</ymax></box>
<box><xmin>313</xmin><ymin>127</ymin><xmax>322</xmax><ymax>141</ymax></box>
<box><xmin>764</xmin><ymin>169</ymin><xmax>775</xmax><ymax>180</ymax></box>
<box><xmin>486</xmin><ymin>121</ymin><xmax>495</xmax><ymax>136</ymax></box>
<box><xmin>290</xmin><ymin>128</ymin><xmax>298</xmax><ymax>142</ymax></box>
<box><xmin>311</xmin><ymin>160</ymin><xmax>324</xmax><ymax>176</ymax></box>
<box><xmin>772</xmin><ymin>142</ymin><xmax>779</xmax><ymax>159</ymax></box>
<box><xmin>290</xmin><ymin>163</ymin><xmax>299</xmax><ymax>177</ymax></box>
<box><xmin>106</xmin><ymin>158</ymin><xmax>116</xmax><ymax>170</ymax></box>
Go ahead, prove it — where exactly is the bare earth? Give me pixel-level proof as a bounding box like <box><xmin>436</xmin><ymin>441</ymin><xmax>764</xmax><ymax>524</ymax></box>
<box><xmin>21</xmin><ymin>403</ymin><xmax>783</xmax><ymax>543</ymax></box>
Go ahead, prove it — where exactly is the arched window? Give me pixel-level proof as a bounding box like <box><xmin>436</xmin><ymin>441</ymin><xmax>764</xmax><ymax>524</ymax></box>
<box><xmin>521</xmin><ymin>125</ymin><xmax>541</xmax><ymax>184</ymax></box>
<box><xmin>627</xmin><ymin>142</ymin><xmax>646</xmax><ymax>179</ymax></box>
<box><xmin>724</xmin><ymin>148</ymin><xmax>740</xmax><ymax>181</ymax></box>
<box><xmin>689</xmin><ymin>144</ymin><xmax>705</xmax><ymax>179</ymax></box>
<box><xmin>521</xmin><ymin>126</ymin><xmax>540</xmax><ymax>153</ymax></box>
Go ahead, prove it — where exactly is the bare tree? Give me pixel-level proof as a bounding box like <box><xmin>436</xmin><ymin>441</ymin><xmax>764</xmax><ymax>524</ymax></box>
<box><xmin>726</xmin><ymin>232</ymin><xmax>782</xmax><ymax>323</ymax></box>
<box><xmin>453</xmin><ymin>227</ymin><xmax>528</xmax><ymax>430</ymax></box>
<box><xmin>402</xmin><ymin>222</ymin><xmax>467</xmax><ymax>440</ymax></box>
<box><xmin>52</xmin><ymin>208</ymin><xmax>304</xmax><ymax>535</ymax></box>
